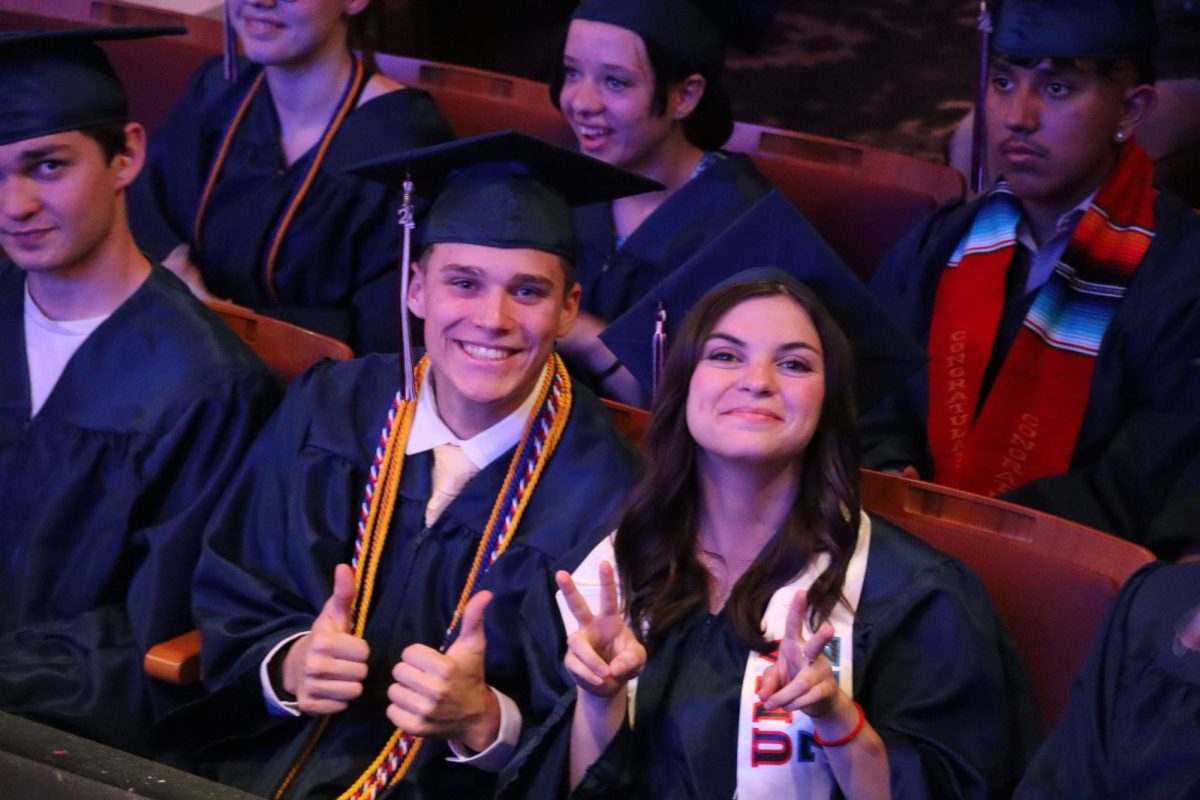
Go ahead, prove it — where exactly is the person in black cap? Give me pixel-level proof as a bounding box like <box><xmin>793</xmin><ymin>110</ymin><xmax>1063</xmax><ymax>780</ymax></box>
<box><xmin>949</xmin><ymin>0</ymin><xmax>1200</xmax><ymax>203</ymax></box>
<box><xmin>549</xmin><ymin>0</ymin><xmax>781</xmax><ymax>401</ymax></box>
<box><xmin>496</xmin><ymin>192</ymin><xmax>1037</xmax><ymax>798</ymax></box>
<box><xmin>863</xmin><ymin>0</ymin><xmax>1200</xmax><ymax>559</ymax></box>
<box><xmin>128</xmin><ymin>0</ymin><xmax>452</xmax><ymax>354</ymax></box>
<box><xmin>1014</xmin><ymin>560</ymin><xmax>1200</xmax><ymax>798</ymax></box>
<box><xmin>0</xmin><ymin>26</ymin><xmax>281</xmax><ymax>754</ymax></box>
<box><xmin>177</xmin><ymin>131</ymin><xmax>653</xmax><ymax>799</ymax></box>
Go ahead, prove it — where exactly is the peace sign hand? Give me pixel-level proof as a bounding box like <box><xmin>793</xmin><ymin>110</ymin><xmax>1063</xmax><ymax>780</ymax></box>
<box><xmin>556</xmin><ymin>560</ymin><xmax>646</xmax><ymax>698</ymax></box>
<box><xmin>757</xmin><ymin>589</ymin><xmax>846</xmax><ymax>720</ymax></box>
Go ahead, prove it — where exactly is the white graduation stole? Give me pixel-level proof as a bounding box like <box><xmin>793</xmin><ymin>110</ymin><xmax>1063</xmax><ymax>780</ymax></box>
<box><xmin>556</xmin><ymin>515</ymin><xmax>873</xmax><ymax>797</ymax></box>
<box><xmin>734</xmin><ymin>515</ymin><xmax>870</xmax><ymax>799</ymax></box>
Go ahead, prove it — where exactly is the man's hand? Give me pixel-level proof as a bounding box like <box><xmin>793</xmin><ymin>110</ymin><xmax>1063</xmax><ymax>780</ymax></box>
<box><xmin>387</xmin><ymin>591</ymin><xmax>500</xmax><ymax>753</ymax></box>
<box><xmin>281</xmin><ymin>564</ymin><xmax>370</xmax><ymax>716</ymax></box>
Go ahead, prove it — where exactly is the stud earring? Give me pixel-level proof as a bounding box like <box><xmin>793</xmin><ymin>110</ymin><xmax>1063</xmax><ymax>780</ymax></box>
<box><xmin>1115</xmin><ymin>131</ymin><xmax>1127</xmax><ymax>142</ymax></box>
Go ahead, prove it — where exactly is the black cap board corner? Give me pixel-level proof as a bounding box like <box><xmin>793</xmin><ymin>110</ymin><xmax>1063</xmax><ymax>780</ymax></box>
<box><xmin>600</xmin><ymin>189</ymin><xmax>927</xmax><ymax>408</ymax></box>
<box><xmin>345</xmin><ymin>129</ymin><xmax>661</xmax><ymax>259</ymax></box>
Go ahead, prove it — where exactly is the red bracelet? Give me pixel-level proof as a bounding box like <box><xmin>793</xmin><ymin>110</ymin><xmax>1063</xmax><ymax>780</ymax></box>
<box><xmin>812</xmin><ymin>701</ymin><xmax>866</xmax><ymax>747</ymax></box>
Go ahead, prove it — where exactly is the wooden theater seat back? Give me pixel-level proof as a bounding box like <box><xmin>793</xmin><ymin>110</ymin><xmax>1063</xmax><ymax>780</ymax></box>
<box><xmin>205</xmin><ymin>300</ymin><xmax>354</xmax><ymax>383</ymax></box>
<box><xmin>600</xmin><ymin>397</ymin><xmax>651</xmax><ymax>450</ymax></box>
<box><xmin>860</xmin><ymin>469</ymin><xmax>1154</xmax><ymax>734</ymax></box>
<box><xmin>374</xmin><ymin>53</ymin><xmax>576</xmax><ymax>148</ymax></box>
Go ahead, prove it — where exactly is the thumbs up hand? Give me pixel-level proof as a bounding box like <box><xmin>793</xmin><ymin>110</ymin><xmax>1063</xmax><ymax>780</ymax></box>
<box><xmin>387</xmin><ymin>591</ymin><xmax>501</xmax><ymax>753</ymax></box>
<box><xmin>282</xmin><ymin>564</ymin><xmax>372</xmax><ymax>716</ymax></box>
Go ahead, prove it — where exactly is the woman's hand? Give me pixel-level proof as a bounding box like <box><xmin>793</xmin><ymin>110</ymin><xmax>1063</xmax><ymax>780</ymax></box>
<box><xmin>556</xmin><ymin>560</ymin><xmax>645</xmax><ymax>698</ymax></box>
<box><xmin>757</xmin><ymin>589</ymin><xmax>848</xmax><ymax>721</ymax></box>
<box><xmin>759</xmin><ymin>590</ymin><xmax>890</xmax><ymax>799</ymax></box>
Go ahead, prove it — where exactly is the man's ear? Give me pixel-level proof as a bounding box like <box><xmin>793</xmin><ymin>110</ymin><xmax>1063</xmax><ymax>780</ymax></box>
<box><xmin>406</xmin><ymin>260</ymin><xmax>427</xmax><ymax>320</ymax></box>
<box><xmin>113</xmin><ymin>122</ymin><xmax>146</xmax><ymax>191</ymax></box>
<box><xmin>556</xmin><ymin>281</ymin><xmax>582</xmax><ymax>338</ymax></box>
<box><xmin>1117</xmin><ymin>83</ymin><xmax>1157</xmax><ymax>141</ymax></box>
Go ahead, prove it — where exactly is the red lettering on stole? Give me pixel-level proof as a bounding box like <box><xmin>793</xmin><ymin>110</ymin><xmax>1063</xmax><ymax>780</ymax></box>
<box><xmin>751</xmin><ymin>729</ymin><xmax>793</xmax><ymax>767</ymax></box>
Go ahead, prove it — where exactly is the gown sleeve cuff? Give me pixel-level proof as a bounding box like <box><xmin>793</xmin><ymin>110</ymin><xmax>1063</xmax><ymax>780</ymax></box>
<box><xmin>445</xmin><ymin>686</ymin><xmax>523</xmax><ymax>772</ymax></box>
<box><xmin>259</xmin><ymin>631</ymin><xmax>310</xmax><ymax>716</ymax></box>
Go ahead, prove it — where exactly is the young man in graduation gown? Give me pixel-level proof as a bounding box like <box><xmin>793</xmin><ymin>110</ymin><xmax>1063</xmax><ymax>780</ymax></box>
<box><xmin>862</xmin><ymin>0</ymin><xmax>1200</xmax><ymax>559</ymax></box>
<box><xmin>1014</xmin><ymin>560</ymin><xmax>1200</xmax><ymax>798</ymax></box>
<box><xmin>179</xmin><ymin>132</ymin><xmax>654</xmax><ymax>799</ymax></box>
<box><xmin>0</xmin><ymin>27</ymin><xmax>282</xmax><ymax>755</ymax></box>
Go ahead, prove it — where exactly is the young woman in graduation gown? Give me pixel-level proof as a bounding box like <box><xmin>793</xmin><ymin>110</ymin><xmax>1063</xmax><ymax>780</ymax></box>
<box><xmin>129</xmin><ymin>0</ymin><xmax>452</xmax><ymax>353</ymax></box>
<box><xmin>551</xmin><ymin>0</ymin><xmax>774</xmax><ymax>395</ymax></box>
<box><xmin>498</xmin><ymin>277</ymin><xmax>1038</xmax><ymax>799</ymax></box>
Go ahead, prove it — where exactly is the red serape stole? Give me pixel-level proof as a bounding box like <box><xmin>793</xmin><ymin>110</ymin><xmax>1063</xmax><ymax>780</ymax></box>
<box><xmin>927</xmin><ymin>143</ymin><xmax>1157</xmax><ymax>496</ymax></box>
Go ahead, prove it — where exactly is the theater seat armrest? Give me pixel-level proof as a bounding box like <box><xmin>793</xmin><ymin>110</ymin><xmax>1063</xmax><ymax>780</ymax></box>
<box><xmin>144</xmin><ymin>629</ymin><xmax>202</xmax><ymax>685</ymax></box>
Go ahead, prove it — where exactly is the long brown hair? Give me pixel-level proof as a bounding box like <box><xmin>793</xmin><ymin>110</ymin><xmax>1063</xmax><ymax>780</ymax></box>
<box><xmin>614</xmin><ymin>280</ymin><xmax>861</xmax><ymax>653</ymax></box>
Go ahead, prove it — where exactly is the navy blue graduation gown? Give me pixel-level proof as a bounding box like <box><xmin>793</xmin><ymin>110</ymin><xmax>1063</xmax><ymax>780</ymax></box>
<box><xmin>0</xmin><ymin>264</ymin><xmax>281</xmax><ymax>755</ymax></box>
<box><xmin>129</xmin><ymin>57</ymin><xmax>454</xmax><ymax>354</ymax></box>
<box><xmin>1014</xmin><ymin>561</ymin><xmax>1200</xmax><ymax>799</ymax></box>
<box><xmin>497</xmin><ymin>518</ymin><xmax>1039</xmax><ymax>799</ymax></box>
<box><xmin>861</xmin><ymin>190</ymin><xmax>1200</xmax><ymax>557</ymax></box>
<box><xmin>174</xmin><ymin>356</ymin><xmax>638</xmax><ymax>798</ymax></box>
<box><xmin>572</xmin><ymin>152</ymin><xmax>772</xmax><ymax>323</ymax></box>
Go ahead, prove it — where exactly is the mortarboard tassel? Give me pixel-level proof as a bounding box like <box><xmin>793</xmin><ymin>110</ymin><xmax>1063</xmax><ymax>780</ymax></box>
<box><xmin>970</xmin><ymin>0</ymin><xmax>993</xmax><ymax>194</ymax></box>
<box><xmin>651</xmin><ymin>302</ymin><xmax>667</xmax><ymax>399</ymax></box>
<box><xmin>398</xmin><ymin>175</ymin><xmax>417</xmax><ymax>401</ymax></box>
<box><xmin>223</xmin><ymin>1</ymin><xmax>238</xmax><ymax>82</ymax></box>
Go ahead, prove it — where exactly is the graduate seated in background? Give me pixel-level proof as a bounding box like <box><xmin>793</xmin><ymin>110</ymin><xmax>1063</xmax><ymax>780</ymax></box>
<box><xmin>497</xmin><ymin>196</ymin><xmax>1036</xmax><ymax>799</ymax></box>
<box><xmin>1014</xmin><ymin>561</ymin><xmax>1200</xmax><ymax>798</ymax></box>
<box><xmin>0</xmin><ymin>26</ymin><xmax>281</xmax><ymax>756</ymax></box>
<box><xmin>168</xmin><ymin>132</ymin><xmax>655</xmax><ymax>799</ymax></box>
<box><xmin>948</xmin><ymin>0</ymin><xmax>1200</xmax><ymax>207</ymax></box>
<box><xmin>549</xmin><ymin>0</ymin><xmax>778</xmax><ymax>403</ymax></box>
<box><xmin>128</xmin><ymin>0</ymin><xmax>453</xmax><ymax>354</ymax></box>
<box><xmin>861</xmin><ymin>0</ymin><xmax>1200</xmax><ymax>560</ymax></box>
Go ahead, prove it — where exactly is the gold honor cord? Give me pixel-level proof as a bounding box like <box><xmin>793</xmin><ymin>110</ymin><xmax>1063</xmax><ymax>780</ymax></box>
<box><xmin>273</xmin><ymin>355</ymin><xmax>573</xmax><ymax>799</ymax></box>
<box><xmin>193</xmin><ymin>57</ymin><xmax>366</xmax><ymax>302</ymax></box>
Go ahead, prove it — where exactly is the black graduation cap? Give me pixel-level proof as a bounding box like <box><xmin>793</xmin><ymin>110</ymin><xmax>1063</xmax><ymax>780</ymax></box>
<box><xmin>347</xmin><ymin>129</ymin><xmax>660</xmax><ymax>259</ymax></box>
<box><xmin>345</xmin><ymin>129</ymin><xmax>661</xmax><ymax>399</ymax></box>
<box><xmin>571</xmin><ymin>0</ymin><xmax>781</xmax><ymax>77</ymax></box>
<box><xmin>600</xmin><ymin>190</ymin><xmax>927</xmax><ymax>408</ymax></box>
<box><xmin>993</xmin><ymin>0</ymin><xmax>1158</xmax><ymax>61</ymax></box>
<box><xmin>0</xmin><ymin>26</ymin><xmax>186</xmax><ymax>147</ymax></box>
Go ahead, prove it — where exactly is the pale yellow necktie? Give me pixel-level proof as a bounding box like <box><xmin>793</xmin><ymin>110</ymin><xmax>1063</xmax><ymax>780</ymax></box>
<box><xmin>424</xmin><ymin>443</ymin><xmax>480</xmax><ymax>527</ymax></box>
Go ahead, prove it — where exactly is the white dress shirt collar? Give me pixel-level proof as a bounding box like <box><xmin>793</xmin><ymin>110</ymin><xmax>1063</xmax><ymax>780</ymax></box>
<box><xmin>405</xmin><ymin>363</ymin><xmax>550</xmax><ymax>470</ymax></box>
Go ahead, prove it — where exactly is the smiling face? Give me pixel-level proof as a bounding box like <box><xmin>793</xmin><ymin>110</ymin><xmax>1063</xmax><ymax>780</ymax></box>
<box><xmin>231</xmin><ymin>0</ymin><xmax>367</xmax><ymax>68</ymax></box>
<box><xmin>0</xmin><ymin>130</ymin><xmax>137</xmax><ymax>280</ymax></box>
<box><xmin>685</xmin><ymin>295</ymin><xmax>826</xmax><ymax>471</ymax></box>
<box><xmin>559</xmin><ymin>19</ymin><xmax>686</xmax><ymax>174</ymax></box>
<box><xmin>986</xmin><ymin>56</ymin><xmax>1141</xmax><ymax>216</ymax></box>
<box><xmin>408</xmin><ymin>242</ymin><xmax>580</xmax><ymax>439</ymax></box>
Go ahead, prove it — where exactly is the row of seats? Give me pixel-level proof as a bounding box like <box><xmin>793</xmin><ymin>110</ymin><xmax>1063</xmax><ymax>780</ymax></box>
<box><xmin>0</xmin><ymin>1</ymin><xmax>964</xmax><ymax>282</ymax></box>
